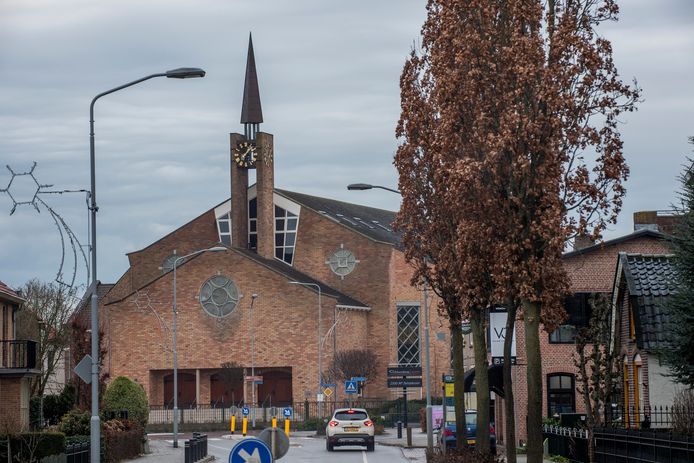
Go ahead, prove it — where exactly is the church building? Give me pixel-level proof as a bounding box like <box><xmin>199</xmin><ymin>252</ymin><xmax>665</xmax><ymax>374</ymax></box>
<box><xmin>88</xmin><ymin>37</ymin><xmax>453</xmax><ymax>408</ymax></box>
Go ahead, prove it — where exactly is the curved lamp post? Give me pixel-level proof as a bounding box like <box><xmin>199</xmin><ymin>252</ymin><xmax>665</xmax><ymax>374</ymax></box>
<box><xmin>88</xmin><ymin>67</ymin><xmax>205</xmax><ymax>462</ymax></box>
<box><xmin>347</xmin><ymin>183</ymin><xmax>401</xmax><ymax>194</ymax></box>
<box><xmin>288</xmin><ymin>281</ymin><xmax>323</xmax><ymax>420</ymax></box>
<box><xmin>172</xmin><ymin>246</ymin><xmax>226</xmax><ymax>448</ymax></box>
<box><xmin>347</xmin><ymin>181</ymin><xmax>434</xmax><ymax>451</ymax></box>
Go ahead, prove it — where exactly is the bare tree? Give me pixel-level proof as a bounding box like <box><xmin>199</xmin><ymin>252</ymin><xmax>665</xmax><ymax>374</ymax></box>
<box><xmin>573</xmin><ymin>294</ymin><xmax>619</xmax><ymax>463</ymax></box>
<box><xmin>14</xmin><ymin>280</ymin><xmax>77</xmax><ymax>398</ymax></box>
<box><xmin>328</xmin><ymin>349</ymin><xmax>378</xmax><ymax>385</ymax></box>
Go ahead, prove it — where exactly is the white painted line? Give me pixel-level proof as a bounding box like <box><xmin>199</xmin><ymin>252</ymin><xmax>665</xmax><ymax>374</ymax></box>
<box><xmin>209</xmin><ymin>444</ymin><xmax>230</xmax><ymax>452</ymax></box>
<box><xmin>362</xmin><ymin>450</ymin><xmax>368</xmax><ymax>463</ymax></box>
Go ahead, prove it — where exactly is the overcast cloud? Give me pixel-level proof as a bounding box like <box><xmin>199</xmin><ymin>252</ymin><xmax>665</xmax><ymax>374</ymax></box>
<box><xmin>1</xmin><ymin>0</ymin><xmax>693</xmax><ymax>290</ymax></box>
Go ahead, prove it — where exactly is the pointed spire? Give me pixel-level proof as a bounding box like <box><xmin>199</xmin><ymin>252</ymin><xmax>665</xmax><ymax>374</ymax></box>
<box><xmin>240</xmin><ymin>33</ymin><xmax>263</xmax><ymax>125</ymax></box>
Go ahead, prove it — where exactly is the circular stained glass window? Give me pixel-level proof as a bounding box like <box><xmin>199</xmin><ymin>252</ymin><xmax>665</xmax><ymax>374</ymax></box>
<box><xmin>327</xmin><ymin>249</ymin><xmax>357</xmax><ymax>277</ymax></box>
<box><xmin>199</xmin><ymin>275</ymin><xmax>240</xmax><ymax>318</ymax></box>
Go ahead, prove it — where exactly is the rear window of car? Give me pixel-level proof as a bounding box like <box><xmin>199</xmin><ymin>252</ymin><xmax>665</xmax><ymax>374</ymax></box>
<box><xmin>335</xmin><ymin>411</ymin><xmax>368</xmax><ymax>421</ymax></box>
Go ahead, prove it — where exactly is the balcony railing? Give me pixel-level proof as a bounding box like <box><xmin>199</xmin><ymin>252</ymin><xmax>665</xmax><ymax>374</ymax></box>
<box><xmin>0</xmin><ymin>340</ymin><xmax>38</xmax><ymax>370</ymax></box>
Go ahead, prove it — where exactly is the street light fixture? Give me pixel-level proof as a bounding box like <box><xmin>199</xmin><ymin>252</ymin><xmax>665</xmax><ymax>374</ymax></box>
<box><xmin>346</xmin><ymin>183</ymin><xmax>401</xmax><ymax>194</ymax></box>
<box><xmin>88</xmin><ymin>68</ymin><xmax>205</xmax><ymax>462</ymax></box>
<box><xmin>288</xmin><ymin>281</ymin><xmax>323</xmax><ymax>420</ymax></box>
<box><xmin>347</xmin><ymin>181</ymin><xmax>434</xmax><ymax>451</ymax></box>
<box><xmin>172</xmin><ymin>246</ymin><xmax>225</xmax><ymax>448</ymax></box>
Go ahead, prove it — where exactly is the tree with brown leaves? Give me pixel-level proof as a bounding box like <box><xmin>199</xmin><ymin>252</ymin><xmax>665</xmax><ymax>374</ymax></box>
<box><xmin>397</xmin><ymin>1</ymin><xmax>638</xmax><ymax>461</ymax></box>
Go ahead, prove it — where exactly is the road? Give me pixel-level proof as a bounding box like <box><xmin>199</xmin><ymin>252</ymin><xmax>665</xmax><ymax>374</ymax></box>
<box><xmin>205</xmin><ymin>435</ymin><xmax>417</xmax><ymax>463</ymax></box>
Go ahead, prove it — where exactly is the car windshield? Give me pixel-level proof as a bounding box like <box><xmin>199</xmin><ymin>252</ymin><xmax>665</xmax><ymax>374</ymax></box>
<box><xmin>335</xmin><ymin>411</ymin><xmax>368</xmax><ymax>421</ymax></box>
<box><xmin>445</xmin><ymin>413</ymin><xmax>477</xmax><ymax>427</ymax></box>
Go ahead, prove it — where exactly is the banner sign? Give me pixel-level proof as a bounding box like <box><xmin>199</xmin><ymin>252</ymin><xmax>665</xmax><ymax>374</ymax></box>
<box><xmin>387</xmin><ymin>366</ymin><xmax>422</xmax><ymax>377</ymax></box>
<box><xmin>489</xmin><ymin>309</ymin><xmax>517</xmax><ymax>364</ymax></box>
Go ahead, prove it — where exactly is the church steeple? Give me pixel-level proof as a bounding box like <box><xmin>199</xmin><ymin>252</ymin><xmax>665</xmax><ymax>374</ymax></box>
<box><xmin>240</xmin><ymin>33</ymin><xmax>263</xmax><ymax>140</ymax></box>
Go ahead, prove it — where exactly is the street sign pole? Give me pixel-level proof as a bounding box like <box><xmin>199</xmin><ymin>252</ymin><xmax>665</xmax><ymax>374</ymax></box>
<box><xmin>402</xmin><ymin>380</ymin><xmax>408</xmax><ymax>428</ymax></box>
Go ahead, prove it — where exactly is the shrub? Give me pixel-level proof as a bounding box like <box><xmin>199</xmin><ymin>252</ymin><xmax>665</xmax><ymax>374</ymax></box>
<box><xmin>59</xmin><ymin>409</ymin><xmax>91</xmax><ymax>436</ymax></box>
<box><xmin>0</xmin><ymin>431</ymin><xmax>66</xmax><ymax>462</ymax></box>
<box><xmin>102</xmin><ymin>376</ymin><xmax>149</xmax><ymax>427</ymax></box>
<box><xmin>102</xmin><ymin>419</ymin><xmax>144</xmax><ymax>462</ymax></box>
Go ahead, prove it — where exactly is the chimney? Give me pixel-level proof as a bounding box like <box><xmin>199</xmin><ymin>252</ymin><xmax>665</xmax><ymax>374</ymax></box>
<box><xmin>633</xmin><ymin>210</ymin><xmax>680</xmax><ymax>235</ymax></box>
<box><xmin>573</xmin><ymin>234</ymin><xmax>594</xmax><ymax>251</ymax></box>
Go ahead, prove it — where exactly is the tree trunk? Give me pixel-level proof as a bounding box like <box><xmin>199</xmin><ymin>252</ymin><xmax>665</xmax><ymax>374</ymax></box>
<box><xmin>471</xmin><ymin>310</ymin><xmax>490</xmax><ymax>454</ymax></box>
<box><xmin>504</xmin><ymin>303</ymin><xmax>518</xmax><ymax>463</ymax></box>
<box><xmin>450</xmin><ymin>318</ymin><xmax>468</xmax><ymax>449</ymax></box>
<box><xmin>524</xmin><ymin>300</ymin><xmax>543</xmax><ymax>463</ymax></box>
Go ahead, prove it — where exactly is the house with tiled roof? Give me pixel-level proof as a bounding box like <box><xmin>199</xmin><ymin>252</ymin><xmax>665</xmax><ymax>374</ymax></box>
<box><xmin>611</xmin><ymin>252</ymin><xmax>678</xmax><ymax>427</ymax></box>
<box><xmin>0</xmin><ymin>280</ymin><xmax>40</xmax><ymax>431</ymax></box>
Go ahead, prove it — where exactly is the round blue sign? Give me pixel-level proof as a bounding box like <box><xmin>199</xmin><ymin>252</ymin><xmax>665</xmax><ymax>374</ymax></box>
<box><xmin>283</xmin><ymin>407</ymin><xmax>292</xmax><ymax>417</ymax></box>
<box><xmin>228</xmin><ymin>438</ymin><xmax>272</xmax><ymax>463</ymax></box>
<box><xmin>242</xmin><ymin>406</ymin><xmax>250</xmax><ymax>416</ymax></box>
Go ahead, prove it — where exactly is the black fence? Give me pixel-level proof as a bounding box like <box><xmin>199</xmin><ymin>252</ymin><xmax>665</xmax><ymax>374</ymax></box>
<box><xmin>66</xmin><ymin>442</ymin><xmax>90</xmax><ymax>463</ymax></box>
<box><xmin>603</xmin><ymin>405</ymin><xmax>685</xmax><ymax>430</ymax></box>
<box><xmin>594</xmin><ymin>427</ymin><xmax>694</xmax><ymax>463</ymax></box>
<box><xmin>149</xmin><ymin>398</ymin><xmax>434</xmax><ymax>428</ymax></box>
<box><xmin>0</xmin><ymin>339</ymin><xmax>37</xmax><ymax>369</ymax></box>
<box><xmin>543</xmin><ymin>425</ymin><xmax>589</xmax><ymax>463</ymax></box>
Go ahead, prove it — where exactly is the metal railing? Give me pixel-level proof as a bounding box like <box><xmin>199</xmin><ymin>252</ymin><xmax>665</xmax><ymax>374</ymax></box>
<box><xmin>149</xmin><ymin>398</ymin><xmax>433</xmax><ymax>426</ymax></box>
<box><xmin>0</xmin><ymin>340</ymin><xmax>37</xmax><ymax>370</ymax></box>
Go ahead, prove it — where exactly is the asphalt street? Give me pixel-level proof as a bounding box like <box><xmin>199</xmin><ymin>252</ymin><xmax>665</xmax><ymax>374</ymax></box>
<box><xmin>206</xmin><ymin>435</ymin><xmax>416</xmax><ymax>463</ymax></box>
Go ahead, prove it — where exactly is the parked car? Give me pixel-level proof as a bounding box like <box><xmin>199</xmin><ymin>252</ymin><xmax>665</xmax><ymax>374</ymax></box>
<box><xmin>326</xmin><ymin>407</ymin><xmax>375</xmax><ymax>451</ymax></box>
<box><xmin>436</xmin><ymin>409</ymin><xmax>496</xmax><ymax>454</ymax></box>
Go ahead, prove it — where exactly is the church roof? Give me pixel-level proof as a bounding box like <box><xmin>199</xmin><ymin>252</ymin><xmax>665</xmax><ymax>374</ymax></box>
<box><xmin>240</xmin><ymin>33</ymin><xmax>263</xmax><ymax>124</ymax></box>
<box><xmin>233</xmin><ymin>247</ymin><xmax>370</xmax><ymax>310</ymax></box>
<box><xmin>275</xmin><ymin>189</ymin><xmax>401</xmax><ymax>248</ymax></box>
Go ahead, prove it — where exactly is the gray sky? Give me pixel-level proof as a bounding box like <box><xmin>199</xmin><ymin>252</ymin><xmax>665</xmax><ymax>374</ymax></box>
<box><xmin>1</xmin><ymin>0</ymin><xmax>693</xmax><ymax>290</ymax></box>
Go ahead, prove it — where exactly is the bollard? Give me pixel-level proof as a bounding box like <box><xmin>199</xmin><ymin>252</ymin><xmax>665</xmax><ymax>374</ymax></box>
<box><xmin>272</xmin><ymin>417</ymin><xmax>277</xmax><ymax>428</ymax></box>
<box><xmin>284</xmin><ymin>418</ymin><xmax>290</xmax><ymax>437</ymax></box>
<box><xmin>397</xmin><ymin>420</ymin><xmax>403</xmax><ymax>439</ymax></box>
<box><xmin>242</xmin><ymin>417</ymin><xmax>248</xmax><ymax>436</ymax></box>
<box><xmin>406</xmin><ymin>426</ymin><xmax>413</xmax><ymax>447</ymax></box>
<box><xmin>231</xmin><ymin>414</ymin><xmax>236</xmax><ymax>434</ymax></box>
<box><xmin>184</xmin><ymin>440</ymin><xmax>191</xmax><ymax>463</ymax></box>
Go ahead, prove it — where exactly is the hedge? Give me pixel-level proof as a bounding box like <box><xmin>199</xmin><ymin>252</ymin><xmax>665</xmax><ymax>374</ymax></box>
<box><xmin>0</xmin><ymin>431</ymin><xmax>66</xmax><ymax>462</ymax></box>
<box><xmin>103</xmin><ymin>376</ymin><xmax>149</xmax><ymax>427</ymax></box>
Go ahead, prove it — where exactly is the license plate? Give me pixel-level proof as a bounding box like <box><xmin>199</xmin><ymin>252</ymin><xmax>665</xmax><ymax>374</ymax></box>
<box><xmin>467</xmin><ymin>439</ymin><xmax>476</xmax><ymax>445</ymax></box>
<box><xmin>344</xmin><ymin>427</ymin><xmax>359</xmax><ymax>432</ymax></box>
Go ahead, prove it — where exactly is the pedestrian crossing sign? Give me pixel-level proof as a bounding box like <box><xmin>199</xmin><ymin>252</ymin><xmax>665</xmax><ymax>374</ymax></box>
<box><xmin>345</xmin><ymin>380</ymin><xmax>358</xmax><ymax>394</ymax></box>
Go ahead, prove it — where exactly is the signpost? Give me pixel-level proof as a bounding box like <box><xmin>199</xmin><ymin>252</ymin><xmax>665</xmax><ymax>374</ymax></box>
<box><xmin>228</xmin><ymin>438</ymin><xmax>272</xmax><ymax>463</ymax></box>
<box><xmin>387</xmin><ymin>366</ymin><xmax>423</xmax><ymax>428</ymax></box>
<box><xmin>489</xmin><ymin>308</ymin><xmax>517</xmax><ymax>365</ymax></box>
<box><xmin>345</xmin><ymin>380</ymin><xmax>358</xmax><ymax>394</ymax></box>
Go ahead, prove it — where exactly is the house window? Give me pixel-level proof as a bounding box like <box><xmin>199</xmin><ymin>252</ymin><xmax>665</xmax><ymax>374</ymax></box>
<box><xmin>547</xmin><ymin>374</ymin><xmax>575</xmax><ymax>417</ymax></box>
<box><xmin>549</xmin><ymin>293</ymin><xmax>595</xmax><ymax>343</ymax></box>
<box><xmin>397</xmin><ymin>304</ymin><xmax>421</xmax><ymax>366</ymax></box>
<box><xmin>274</xmin><ymin>205</ymin><xmax>299</xmax><ymax>265</ymax></box>
<box><xmin>623</xmin><ymin>356</ymin><xmax>630</xmax><ymax>426</ymax></box>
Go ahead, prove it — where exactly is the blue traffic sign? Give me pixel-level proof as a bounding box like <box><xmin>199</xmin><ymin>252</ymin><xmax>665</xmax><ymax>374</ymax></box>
<box><xmin>228</xmin><ymin>438</ymin><xmax>272</xmax><ymax>463</ymax></box>
<box><xmin>241</xmin><ymin>406</ymin><xmax>250</xmax><ymax>416</ymax></box>
<box><xmin>345</xmin><ymin>380</ymin><xmax>358</xmax><ymax>394</ymax></box>
<box><xmin>351</xmin><ymin>377</ymin><xmax>367</xmax><ymax>382</ymax></box>
<box><xmin>283</xmin><ymin>407</ymin><xmax>293</xmax><ymax>418</ymax></box>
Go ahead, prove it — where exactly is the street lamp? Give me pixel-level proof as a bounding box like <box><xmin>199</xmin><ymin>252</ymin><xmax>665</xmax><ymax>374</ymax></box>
<box><xmin>346</xmin><ymin>183</ymin><xmax>401</xmax><ymax>194</ymax></box>
<box><xmin>249</xmin><ymin>293</ymin><xmax>258</xmax><ymax>428</ymax></box>
<box><xmin>88</xmin><ymin>67</ymin><xmax>205</xmax><ymax>461</ymax></box>
<box><xmin>288</xmin><ymin>281</ymin><xmax>323</xmax><ymax>419</ymax></box>
<box><xmin>172</xmin><ymin>245</ymin><xmax>225</xmax><ymax>448</ymax></box>
<box><xmin>347</xmin><ymin>182</ymin><xmax>434</xmax><ymax>451</ymax></box>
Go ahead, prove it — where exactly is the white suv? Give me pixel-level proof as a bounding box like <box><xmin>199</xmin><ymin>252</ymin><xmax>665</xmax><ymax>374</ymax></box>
<box><xmin>325</xmin><ymin>408</ymin><xmax>375</xmax><ymax>451</ymax></box>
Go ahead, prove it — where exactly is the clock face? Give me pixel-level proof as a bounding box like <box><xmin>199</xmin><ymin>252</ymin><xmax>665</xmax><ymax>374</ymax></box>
<box><xmin>233</xmin><ymin>141</ymin><xmax>257</xmax><ymax>168</ymax></box>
